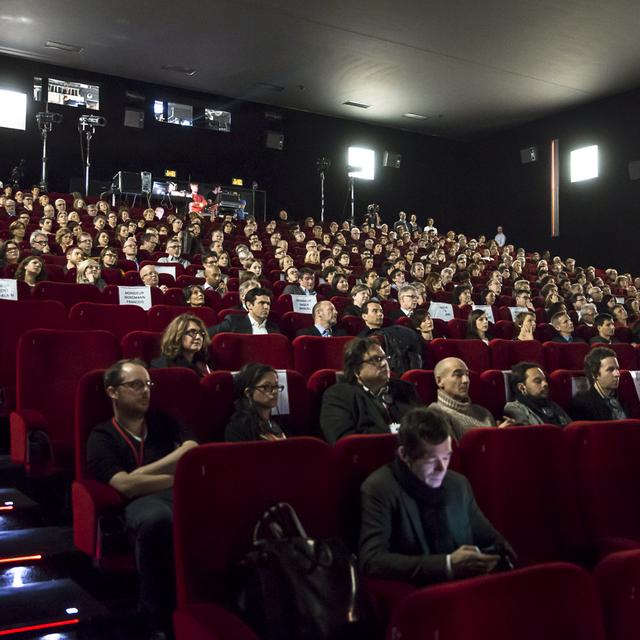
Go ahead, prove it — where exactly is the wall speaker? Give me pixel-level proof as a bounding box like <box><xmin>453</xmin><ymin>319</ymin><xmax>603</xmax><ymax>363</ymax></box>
<box><xmin>383</xmin><ymin>151</ymin><xmax>402</xmax><ymax>168</ymax></box>
<box><xmin>629</xmin><ymin>160</ymin><xmax>640</xmax><ymax>181</ymax></box>
<box><xmin>520</xmin><ymin>146</ymin><xmax>538</xmax><ymax>164</ymax></box>
<box><xmin>124</xmin><ymin>108</ymin><xmax>144</xmax><ymax>129</ymax></box>
<box><xmin>265</xmin><ymin>130</ymin><xmax>284</xmax><ymax>150</ymax></box>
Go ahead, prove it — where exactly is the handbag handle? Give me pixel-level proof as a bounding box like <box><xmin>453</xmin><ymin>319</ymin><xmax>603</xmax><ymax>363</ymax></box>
<box><xmin>252</xmin><ymin>502</ymin><xmax>309</xmax><ymax>544</ymax></box>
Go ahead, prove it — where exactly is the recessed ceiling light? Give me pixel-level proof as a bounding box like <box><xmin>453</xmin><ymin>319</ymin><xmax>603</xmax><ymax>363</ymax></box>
<box><xmin>343</xmin><ymin>101</ymin><xmax>371</xmax><ymax>109</ymax></box>
<box><xmin>44</xmin><ymin>40</ymin><xmax>83</xmax><ymax>53</ymax></box>
<box><xmin>161</xmin><ymin>65</ymin><xmax>196</xmax><ymax>77</ymax></box>
<box><xmin>403</xmin><ymin>112</ymin><xmax>429</xmax><ymax>120</ymax></box>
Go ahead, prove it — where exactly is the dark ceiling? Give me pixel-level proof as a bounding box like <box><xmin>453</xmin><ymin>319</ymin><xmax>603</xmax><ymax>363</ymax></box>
<box><xmin>1</xmin><ymin>0</ymin><xmax>640</xmax><ymax>139</ymax></box>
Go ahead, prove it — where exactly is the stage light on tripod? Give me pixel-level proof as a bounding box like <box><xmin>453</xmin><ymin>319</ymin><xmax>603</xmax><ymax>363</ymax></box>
<box><xmin>347</xmin><ymin>147</ymin><xmax>375</xmax><ymax>180</ymax></box>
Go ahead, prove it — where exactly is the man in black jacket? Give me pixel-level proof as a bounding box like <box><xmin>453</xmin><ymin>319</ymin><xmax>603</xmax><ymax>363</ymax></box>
<box><xmin>319</xmin><ymin>337</ymin><xmax>421</xmax><ymax>444</ymax></box>
<box><xmin>296</xmin><ymin>301</ymin><xmax>345</xmax><ymax>337</ymax></box>
<box><xmin>571</xmin><ymin>346</ymin><xmax>627</xmax><ymax>420</ymax></box>
<box><xmin>359</xmin><ymin>407</ymin><xmax>513</xmax><ymax>584</ymax></box>
<box><xmin>208</xmin><ymin>288</ymin><xmax>281</xmax><ymax>336</ymax></box>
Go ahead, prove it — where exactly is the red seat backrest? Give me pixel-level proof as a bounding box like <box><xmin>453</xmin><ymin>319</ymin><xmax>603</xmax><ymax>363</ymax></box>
<box><xmin>69</xmin><ymin>302</ymin><xmax>148</xmax><ymax>340</ymax></box>
<box><xmin>489</xmin><ymin>338</ymin><xmax>545</xmax><ymax>370</ymax></box>
<box><xmin>427</xmin><ymin>338</ymin><xmax>491</xmax><ymax>373</ymax></box>
<box><xmin>146</xmin><ymin>305</ymin><xmax>217</xmax><ymax>332</ymax></box>
<box><xmin>209</xmin><ymin>333</ymin><xmax>293</xmax><ymax>370</ymax></box>
<box><xmin>292</xmin><ymin>335</ymin><xmax>353</xmax><ymax>379</ymax></box>
<box><xmin>120</xmin><ymin>331</ymin><xmax>162</xmax><ymax>364</ymax></box>
<box><xmin>32</xmin><ymin>281</ymin><xmax>102</xmax><ymax>309</ymax></box>
<box><xmin>543</xmin><ymin>341</ymin><xmax>590</xmax><ymax>372</ymax></box>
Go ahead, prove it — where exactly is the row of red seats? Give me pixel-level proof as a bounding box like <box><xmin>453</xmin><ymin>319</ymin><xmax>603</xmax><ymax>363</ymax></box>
<box><xmin>167</xmin><ymin>426</ymin><xmax>640</xmax><ymax>639</ymax></box>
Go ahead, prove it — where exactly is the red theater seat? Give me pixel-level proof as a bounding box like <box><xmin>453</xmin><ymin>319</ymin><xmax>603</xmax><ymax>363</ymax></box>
<box><xmin>457</xmin><ymin>426</ymin><xmax>588</xmax><ymax>565</ymax></box>
<box><xmin>292</xmin><ymin>335</ymin><xmax>353</xmax><ymax>379</ymax></box>
<box><xmin>278</xmin><ymin>311</ymin><xmax>314</xmax><ymax>341</ymax></box>
<box><xmin>209</xmin><ymin>333</ymin><xmax>293</xmax><ymax>370</ymax></box>
<box><xmin>589</xmin><ymin>342</ymin><xmax>639</xmax><ymax>371</ymax></box>
<box><xmin>11</xmin><ymin>329</ymin><xmax>120</xmax><ymax>475</ymax></box>
<box><xmin>146</xmin><ymin>305</ymin><xmax>217</xmax><ymax>332</ymax></box>
<box><xmin>426</xmin><ymin>338</ymin><xmax>491</xmax><ymax>373</ymax></box>
<box><xmin>120</xmin><ymin>331</ymin><xmax>162</xmax><ymax>364</ymax></box>
<box><xmin>0</xmin><ymin>299</ymin><xmax>67</xmax><ymax>416</ymax></box>
<box><xmin>387</xmin><ymin>563</ymin><xmax>605</xmax><ymax>640</ymax></box>
<box><xmin>400</xmin><ymin>369</ymin><xmax>484</xmax><ymax>409</ymax></box>
<box><xmin>543</xmin><ymin>341</ymin><xmax>590</xmax><ymax>372</ymax></box>
<box><xmin>32</xmin><ymin>281</ymin><xmax>102</xmax><ymax>309</ymax></box>
<box><xmin>173</xmin><ymin>439</ymin><xmax>340</xmax><ymax>640</ymax></box>
<box><xmin>565</xmin><ymin>420</ymin><xmax>640</xmax><ymax>556</ymax></box>
<box><xmin>69</xmin><ymin>302</ymin><xmax>147</xmax><ymax>340</ymax></box>
<box><xmin>489</xmin><ymin>338</ymin><xmax>544</xmax><ymax>370</ymax></box>
<box><xmin>548</xmin><ymin>369</ymin><xmax>585</xmax><ymax>413</ymax></box>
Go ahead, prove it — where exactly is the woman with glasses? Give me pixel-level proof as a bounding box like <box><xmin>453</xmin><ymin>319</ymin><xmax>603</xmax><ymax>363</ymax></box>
<box><xmin>319</xmin><ymin>337</ymin><xmax>421</xmax><ymax>444</ymax></box>
<box><xmin>100</xmin><ymin>247</ymin><xmax>119</xmax><ymax>271</ymax></box>
<box><xmin>0</xmin><ymin>240</ymin><xmax>21</xmax><ymax>270</ymax></box>
<box><xmin>150</xmin><ymin>314</ymin><xmax>212</xmax><ymax>377</ymax></box>
<box><xmin>225</xmin><ymin>362</ymin><xmax>286</xmax><ymax>442</ymax></box>
<box><xmin>77</xmin><ymin>258</ymin><xmax>107</xmax><ymax>290</ymax></box>
<box><xmin>15</xmin><ymin>255</ymin><xmax>47</xmax><ymax>287</ymax></box>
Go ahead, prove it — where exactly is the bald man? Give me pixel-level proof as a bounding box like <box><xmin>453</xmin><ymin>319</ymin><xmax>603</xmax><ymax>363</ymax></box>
<box><xmin>296</xmin><ymin>301</ymin><xmax>345</xmax><ymax>337</ymax></box>
<box><xmin>428</xmin><ymin>357</ymin><xmax>513</xmax><ymax>440</ymax></box>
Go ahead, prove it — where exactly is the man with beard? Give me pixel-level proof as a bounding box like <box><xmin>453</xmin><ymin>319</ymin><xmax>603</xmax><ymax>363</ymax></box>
<box><xmin>503</xmin><ymin>362</ymin><xmax>571</xmax><ymax>426</ymax></box>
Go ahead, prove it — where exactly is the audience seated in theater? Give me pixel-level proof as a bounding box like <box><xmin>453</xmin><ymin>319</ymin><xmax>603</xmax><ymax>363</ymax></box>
<box><xmin>29</xmin><ymin>230</ymin><xmax>50</xmax><ymax>255</ymax></box>
<box><xmin>140</xmin><ymin>264</ymin><xmax>169</xmax><ymax>294</ymax></box>
<box><xmin>201</xmin><ymin>259</ymin><xmax>227</xmax><ymax>296</ymax></box>
<box><xmin>452</xmin><ymin>284</ymin><xmax>472</xmax><ymax>308</ymax></box>
<box><xmin>283</xmin><ymin>266</ymin><xmax>316</xmax><ymax>296</ymax></box>
<box><xmin>0</xmin><ymin>239</ymin><xmax>20</xmax><ymax>268</ymax></box>
<box><xmin>571</xmin><ymin>347</ymin><xmax>627</xmax><ymax>421</ymax></box>
<box><xmin>550</xmin><ymin>311</ymin><xmax>584</xmax><ymax>343</ymax></box>
<box><xmin>151</xmin><ymin>314</ymin><xmax>212</xmax><ymax>377</ymax></box>
<box><xmin>15</xmin><ymin>255</ymin><xmax>47</xmax><ymax>287</ymax></box>
<box><xmin>514</xmin><ymin>311</ymin><xmax>536</xmax><ymax>341</ymax></box>
<box><xmin>76</xmin><ymin>258</ymin><xmax>107</xmax><ymax>290</ymax></box>
<box><xmin>77</xmin><ymin>232</ymin><xmax>93</xmax><ymax>259</ymax></box>
<box><xmin>208</xmin><ymin>287</ymin><xmax>280</xmax><ymax>336</ymax></box>
<box><xmin>465</xmin><ymin>309</ymin><xmax>491</xmax><ymax>345</ymax></box>
<box><xmin>100</xmin><ymin>247</ymin><xmax>119</xmax><ymax>271</ymax></box>
<box><xmin>183</xmin><ymin>285</ymin><xmax>205</xmax><ymax>308</ymax></box>
<box><xmin>611</xmin><ymin>303</ymin><xmax>628</xmax><ymax>327</ymax></box>
<box><xmin>578</xmin><ymin>302</ymin><xmax>597</xmax><ymax>328</ymax></box>
<box><xmin>296</xmin><ymin>301</ymin><xmax>344</xmax><ymax>337</ymax></box>
<box><xmin>387</xmin><ymin>284</ymin><xmax>419</xmax><ymax>320</ymax></box>
<box><xmin>589</xmin><ymin>313</ymin><xmax>619</xmax><ymax>345</ymax></box>
<box><xmin>327</xmin><ymin>273</ymin><xmax>350</xmax><ymax>298</ymax></box>
<box><xmin>428</xmin><ymin>357</ymin><xmax>512</xmax><ymax>440</ymax></box>
<box><xmin>158</xmin><ymin>237</ymin><xmax>189</xmax><ymax>268</ymax></box>
<box><xmin>122</xmin><ymin>237</ymin><xmax>140</xmax><ymax>269</ymax></box>
<box><xmin>225</xmin><ymin>362</ymin><xmax>286</xmax><ymax>442</ymax></box>
<box><xmin>503</xmin><ymin>362</ymin><xmax>571</xmax><ymax>426</ymax></box>
<box><xmin>359</xmin><ymin>406</ymin><xmax>514</xmax><ymax>584</ymax></box>
<box><xmin>87</xmin><ymin>359</ymin><xmax>198</xmax><ymax>638</ymax></box>
<box><xmin>319</xmin><ymin>337</ymin><xmax>421</xmax><ymax>444</ymax></box>
<box><xmin>342</xmin><ymin>284</ymin><xmax>371</xmax><ymax>317</ymax></box>
<box><xmin>410</xmin><ymin>308</ymin><xmax>435</xmax><ymax>344</ymax></box>
<box><xmin>372</xmin><ymin>277</ymin><xmax>393</xmax><ymax>301</ymax></box>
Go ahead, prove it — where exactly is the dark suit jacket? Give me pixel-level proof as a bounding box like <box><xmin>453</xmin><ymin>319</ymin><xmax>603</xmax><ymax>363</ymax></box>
<box><xmin>550</xmin><ymin>335</ymin><xmax>585</xmax><ymax>343</ymax></box>
<box><xmin>295</xmin><ymin>325</ymin><xmax>346</xmax><ymax>337</ymax></box>
<box><xmin>571</xmin><ymin>386</ymin><xmax>627</xmax><ymax>421</ymax></box>
<box><xmin>386</xmin><ymin>308</ymin><xmax>412</xmax><ymax>322</ymax></box>
<box><xmin>208</xmin><ymin>313</ymin><xmax>281</xmax><ymax>336</ymax></box>
<box><xmin>588</xmin><ymin>335</ymin><xmax>620</xmax><ymax>345</ymax></box>
<box><xmin>359</xmin><ymin>465</ymin><xmax>507</xmax><ymax>584</ymax></box>
<box><xmin>319</xmin><ymin>379</ymin><xmax>421</xmax><ymax>445</ymax></box>
<box><xmin>283</xmin><ymin>284</ymin><xmax>315</xmax><ymax>296</ymax></box>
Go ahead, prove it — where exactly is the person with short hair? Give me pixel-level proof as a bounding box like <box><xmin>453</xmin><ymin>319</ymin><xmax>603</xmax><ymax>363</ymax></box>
<box><xmin>319</xmin><ymin>337</ymin><xmax>421</xmax><ymax>444</ymax></box>
<box><xmin>343</xmin><ymin>284</ymin><xmax>372</xmax><ymax>318</ymax></box>
<box><xmin>388</xmin><ymin>285</ymin><xmax>419</xmax><ymax>320</ymax></box>
<box><xmin>208</xmin><ymin>287</ymin><xmax>280</xmax><ymax>335</ymax></box>
<box><xmin>428</xmin><ymin>357</ymin><xmax>512</xmax><ymax>440</ymax></box>
<box><xmin>589</xmin><ymin>313</ymin><xmax>620</xmax><ymax>345</ymax></box>
<box><xmin>183</xmin><ymin>284</ymin><xmax>205</xmax><ymax>308</ymax></box>
<box><xmin>571</xmin><ymin>347</ymin><xmax>626</xmax><ymax>421</ymax></box>
<box><xmin>296</xmin><ymin>301</ymin><xmax>343</xmax><ymax>337</ymax></box>
<box><xmin>504</xmin><ymin>362</ymin><xmax>571</xmax><ymax>426</ymax></box>
<box><xmin>410</xmin><ymin>309</ymin><xmax>435</xmax><ymax>343</ymax></box>
<box><xmin>283</xmin><ymin>267</ymin><xmax>316</xmax><ymax>296</ymax></box>
<box><xmin>452</xmin><ymin>284</ymin><xmax>472</xmax><ymax>308</ymax></box>
<box><xmin>87</xmin><ymin>359</ymin><xmax>198</xmax><ymax>637</ymax></box>
<box><xmin>550</xmin><ymin>311</ymin><xmax>583</xmax><ymax>343</ymax></box>
<box><xmin>29</xmin><ymin>230</ymin><xmax>49</xmax><ymax>255</ymax></box>
<box><xmin>158</xmin><ymin>237</ymin><xmax>190</xmax><ymax>267</ymax></box>
<box><xmin>359</xmin><ymin>406</ymin><xmax>514</xmax><ymax>584</ymax></box>
<box><xmin>76</xmin><ymin>258</ymin><xmax>106</xmax><ymax>290</ymax></box>
<box><xmin>225</xmin><ymin>363</ymin><xmax>286</xmax><ymax>442</ymax></box>
<box><xmin>514</xmin><ymin>311</ymin><xmax>536</xmax><ymax>341</ymax></box>
<box><xmin>151</xmin><ymin>314</ymin><xmax>212</xmax><ymax>376</ymax></box>
<box><xmin>579</xmin><ymin>303</ymin><xmax>597</xmax><ymax>327</ymax></box>
<box><xmin>140</xmin><ymin>264</ymin><xmax>169</xmax><ymax>294</ymax></box>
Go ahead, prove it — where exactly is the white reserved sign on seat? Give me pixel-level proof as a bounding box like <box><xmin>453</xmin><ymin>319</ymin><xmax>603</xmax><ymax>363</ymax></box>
<box><xmin>118</xmin><ymin>286</ymin><xmax>152</xmax><ymax>310</ymax></box>
<box><xmin>429</xmin><ymin>302</ymin><xmax>454</xmax><ymax>322</ymax></box>
<box><xmin>508</xmin><ymin>306</ymin><xmax>530</xmax><ymax>322</ymax></box>
<box><xmin>473</xmin><ymin>304</ymin><xmax>495</xmax><ymax>323</ymax></box>
<box><xmin>0</xmin><ymin>278</ymin><xmax>18</xmax><ymax>301</ymax></box>
<box><xmin>291</xmin><ymin>294</ymin><xmax>317</xmax><ymax>314</ymax></box>
<box><xmin>154</xmin><ymin>265</ymin><xmax>177</xmax><ymax>277</ymax></box>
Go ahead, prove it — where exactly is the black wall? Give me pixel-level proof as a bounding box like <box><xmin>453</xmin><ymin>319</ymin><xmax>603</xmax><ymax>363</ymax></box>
<box><xmin>0</xmin><ymin>55</ymin><xmax>465</xmax><ymax>225</ymax></box>
<box><xmin>462</xmin><ymin>90</ymin><xmax>640</xmax><ymax>274</ymax></box>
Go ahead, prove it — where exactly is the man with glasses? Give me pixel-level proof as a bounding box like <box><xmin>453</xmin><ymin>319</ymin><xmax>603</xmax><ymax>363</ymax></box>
<box><xmin>29</xmin><ymin>230</ymin><xmax>50</xmax><ymax>255</ymax></box>
<box><xmin>87</xmin><ymin>359</ymin><xmax>198</xmax><ymax>639</ymax></box>
<box><xmin>158</xmin><ymin>237</ymin><xmax>190</xmax><ymax>267</ymax></box>
<box><xmin>319</xmin><ymin>337</ymin><xmax>421</xmax><ymax>444</ymax></box>
<box><xmin>122</xmin><ymin>237</ymin><xmax>140</xmax><ymax>269</ymax></box>
<box><xmin>77</xmin><ymin>232</ymin><xmax>94</xmax><ymax>259</ymax></box>
<box><xmin>388</xmin><ymin>285</ymin><xmax>419</xmax><ymax>320</ymax></box>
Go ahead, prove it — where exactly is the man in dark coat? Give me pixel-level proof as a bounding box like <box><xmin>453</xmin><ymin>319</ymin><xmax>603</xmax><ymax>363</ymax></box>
<box><xmin>208</xmin><ymin>288</ymin><xmax>281</xmax><ymax>336</ymax></box>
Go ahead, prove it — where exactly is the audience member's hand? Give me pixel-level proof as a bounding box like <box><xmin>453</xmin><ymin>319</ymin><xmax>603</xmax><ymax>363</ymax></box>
<box><xmin>159</xmin><ymin>284</ymin><xmax>168</xmax><ymax>293</ymax></box>
<box><xmin>450</xmin><ymin>545</ymin><xmax>500</xmax><ymax>578</ymax></box>
<box><xmin>497</xmin><ymin>417</ymin><xmax>516</xmax><ymax>428</ymax></box>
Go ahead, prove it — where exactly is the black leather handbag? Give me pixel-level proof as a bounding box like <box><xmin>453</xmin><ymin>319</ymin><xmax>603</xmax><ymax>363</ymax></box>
<box><xmin>235</xmin><ymin>502</ymin><xmax>372</xmax><ymax>640</ymax></box>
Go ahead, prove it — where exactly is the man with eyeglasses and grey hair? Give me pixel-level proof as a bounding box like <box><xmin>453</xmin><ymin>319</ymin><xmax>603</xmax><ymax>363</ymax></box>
<box><xmin>87</xmin><ymin>359</ymin><xmax>198</xmax><ymax>640</ymax></box>
<box><xmin>29</xmin><ymin>230</ymin><xmax>50</xmax><ymax>255</ymax></box>
<box><xmin>319</xmin><ymin>337</ymin><xmax>421</xmax><ymax>444</ymax></box>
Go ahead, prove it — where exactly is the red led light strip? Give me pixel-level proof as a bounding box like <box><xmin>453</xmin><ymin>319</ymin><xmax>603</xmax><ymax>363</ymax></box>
<box><xmin>0</xmin><ymin>506</ymin><xmax>14</xmax><ymax>511</ymax></box>
<box><xmin>0</xmin><ymin>554</ymin><xmax>43</xmax><ymax>564</ymax></box>
<box><xmin>0</xmin><ymin>618</ymin><xmax>80</xmax><ymax>636</ymax></box>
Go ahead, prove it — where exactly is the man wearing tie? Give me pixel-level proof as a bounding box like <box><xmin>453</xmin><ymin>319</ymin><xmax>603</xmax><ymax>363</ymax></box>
<box><xmin>283</xmin><ymin>267</ymin><xmax>316</xmax><ymax>296</ymax></box>
<box><xmin>296</xmin><ymin>301</ymin><xmax>345</xmax><ymax>337</ymax></box>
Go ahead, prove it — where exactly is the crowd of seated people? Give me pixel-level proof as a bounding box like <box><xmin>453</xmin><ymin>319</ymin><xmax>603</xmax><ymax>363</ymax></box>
<box><xmin>3</xmin><ymin>185</ymin><xmax>640</xmax><ymax>638</ymax></box>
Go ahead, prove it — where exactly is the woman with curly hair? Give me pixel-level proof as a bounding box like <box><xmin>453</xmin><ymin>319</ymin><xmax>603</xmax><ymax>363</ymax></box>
<box><xmin>150</xmin><ymin>313</ymin><xmax>212</xmax><ymax>377</ymax></box>
<box><xmin>76</xmin><ymin>258</ymin><xmax>107</xmax><ymax>290</ymax></box>
<box><xmin>225</xmin><ymin>362</ymin><xmax>286</xmax><ymax>442</ymax></box>
<box><xmin>15</xmin><ymin>255</ymin><xmax>47</xmax><ymax>287</ymax></box>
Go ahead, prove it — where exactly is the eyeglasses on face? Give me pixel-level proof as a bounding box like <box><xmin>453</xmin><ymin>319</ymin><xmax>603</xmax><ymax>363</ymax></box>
<box><xmin>362</xmin><ymin>355</ymin><xmax>391</xmax><ymax>366</ymax></box>
<box><xmin>252</xmin><ymin>384</ymin><xmax>284</xmax><ymax>394</ymax></box>
<box><xmin>184</xmin><ymin>329</ymin><xmax>206</xmax><ymax>338</ymax></box>
<box><xmin>118</xmin><ymin>380</ymin><xmax>154</xmax><ymax>391</ymax></box>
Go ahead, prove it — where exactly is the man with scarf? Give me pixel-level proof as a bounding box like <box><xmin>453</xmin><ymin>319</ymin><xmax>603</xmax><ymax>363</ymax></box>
<box><xmin>503</xmin><ymin>362</ymin><xmax>572</xmax><ymax>426</ymax></box>
<box><xmin>359</xmin><ymin>407</ymin><xmax>514</xmax><ymax>584</ymax></box>
<box><xmin>427</xmin><ymin>357</ymin><xmax>513</xmax><ymax>440</ymax></box>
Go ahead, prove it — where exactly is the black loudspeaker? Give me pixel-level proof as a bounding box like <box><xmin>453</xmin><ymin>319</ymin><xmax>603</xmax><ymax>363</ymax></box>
<box><xmin>265</xmin><ymin>131</ymin><xmax>284</xmax><ymax>150</ymax></box>
<box><xmin>628</xmin><ymin>161</ymin><xmax>640</xmax><ymax>181</ymax></box>
<box><xmin>520</xmin><ymin>146</ymin><xmax>538</xmax><ymax>164</ymax></box>
<box><xmin>383</xmin><ymin>151</ymin><xmax>402</xmax><ymax>168</ymax></box>
<box><xmin>124</xmin><ymin>108</ymin><xmax>144</xmax><ymax>129</ymax></box>
<box><xmin>141</xmin><ymin>171</ymin><xmax>152</xmax><ymax>194</ymax></box>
